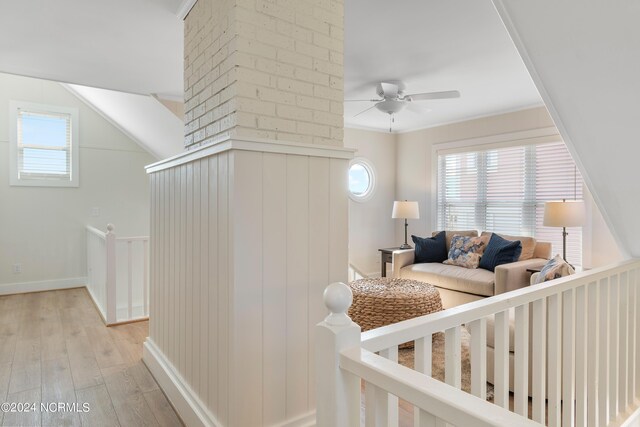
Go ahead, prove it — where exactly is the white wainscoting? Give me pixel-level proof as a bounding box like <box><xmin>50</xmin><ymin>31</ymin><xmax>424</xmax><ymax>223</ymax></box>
<box><xmin>145</xmin><ymin>138</ymin><xmax>352</xmax><ymax>426</ymax></box>
<box><xmin>0</xmin><ymin>277</ymin><xmax>86</xmax><ymax>295</ymax></box>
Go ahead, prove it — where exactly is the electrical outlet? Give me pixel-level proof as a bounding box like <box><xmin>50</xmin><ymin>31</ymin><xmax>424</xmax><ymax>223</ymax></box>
<box><xmin>12</xmin><ymin>264</ymin><xmax>21</xmax><ymax>274</ymax></box>
<box><xmin>91</xmin><ymin>207</ymin><xmax>100</xmax><ymax>217</ymax></box>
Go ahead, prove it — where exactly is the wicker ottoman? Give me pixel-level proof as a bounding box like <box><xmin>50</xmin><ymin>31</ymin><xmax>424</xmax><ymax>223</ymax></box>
<box><xmin>348</xmin><ymin>277</ymin><xmax>442</xmax><ymax>348</ymax></box>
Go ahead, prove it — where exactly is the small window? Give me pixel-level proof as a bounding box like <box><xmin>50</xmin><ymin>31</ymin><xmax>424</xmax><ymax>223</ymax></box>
<box><xmin>10</xmin><ymin>101</ymin><xmax>79</xmax><ymax>187</ymax></box>
<box><xmin>348</xmin><ymin>158</ymin><xmax>376</xmax><ymax>202</ymax></box>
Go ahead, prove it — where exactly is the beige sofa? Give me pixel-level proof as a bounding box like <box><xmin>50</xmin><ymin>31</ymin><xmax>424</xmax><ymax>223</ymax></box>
<box><xmin>391</xmin><ymin>230</ymin><xmax>551</xmax><ymax>309</ymax></box>
<box><xmin>391</xmin><ymin>230</ymin><xmax>553</xmax><ymax>395</ymax></box>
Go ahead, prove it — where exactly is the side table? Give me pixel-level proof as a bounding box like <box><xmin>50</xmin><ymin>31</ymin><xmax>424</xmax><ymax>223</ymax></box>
<box><xmin>378</xmin><ymin>247</ymin><xmax>401</xmax><ymax>277</ymax></box>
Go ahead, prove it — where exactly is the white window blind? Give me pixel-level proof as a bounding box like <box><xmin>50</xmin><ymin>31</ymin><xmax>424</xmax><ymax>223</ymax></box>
<box><xmin>17</xmin><ymin>110</ymin><xmax>72</xmax><ymax>180</ymax></box>
<box><xmin>437</xmin><ymin>141</ymin><xmax>583</xmax><ymax>265</ymax></box>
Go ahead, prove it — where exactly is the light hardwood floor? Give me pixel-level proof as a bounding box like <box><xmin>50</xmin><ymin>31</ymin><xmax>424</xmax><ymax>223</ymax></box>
<box><xmin>0</xmin><ymin>288</ymin><xmax>182</xmax><ymax>427</ymax></box>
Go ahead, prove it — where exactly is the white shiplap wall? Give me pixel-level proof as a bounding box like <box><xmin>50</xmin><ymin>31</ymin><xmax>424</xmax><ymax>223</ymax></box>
<box><xmin>145</xmin><ymin>138</ymin><xmax>351</xmax><ymax>426</ymax></box>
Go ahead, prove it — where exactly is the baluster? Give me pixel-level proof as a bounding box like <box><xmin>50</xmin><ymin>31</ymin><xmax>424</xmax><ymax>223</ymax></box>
<box><xmin>548</xmin><ymin>293</ymin><xmax>562</xmax><ymax>427</ymax></box>
<box><xmin>619</xmin><ymin>272</ymin><xmax>629</xmax><ymax>411</ymax></box>
<box><xmin>635</xmin><ymin>268</ymin><xmax>640</xmax><ymax>400</ymax></box>
<box><xmin>127</xmin><ymin>240</ymin><xmax>133</xmax><ymax>319</ymax></box>
<box><xmin>379</xmin><ymin>346</ymin><xmax>399</xmax><ymax>427</ymax></box>
<box><xmin>575</xmin><ymin>285</ymin><xmax>587</xmax><ymax>426</ymax></box>
<box><xmin>610</xmin><ymin>274</ymin><xmax>619</xmax><ymax>422</ymax></box>
<box><xmin>105</xmin><ymin>224</ymin><xmax>117</xmax><ymax>324</ymax></box>
<box><xmin>365</xmin><ymin>382</ymin><xmax>376</xmax><ymax>427</ymax></box>
<box><xmin>587</xmin><ymin>281</ymin><xmax>599</xmax><ymax>426</ymax></box>
<box><xmin>414</xmin><ymin>336</ymin><xmax>432</xmax><ymax>427</ymax></box>
<box><xmin>629</xmin><ymin>269</ymin><xmax>636</xmax><ymax>404</ymax></box>
<box><xmin>143</xmin><ymin>239</ymin><xmax>149</xmax><ymax>317</ymax></box>
<box><xmin>445</xmin><ymin>326</ymin><xmax>461</xmax><ymax>389</ymax></box>
<box><xmin>562</xmin><ymin>288</ymin><xmax>575</xmax><ymax>427</ymax></box>
<box><xmin>514</xmin><ymin>304</ymin><xmax>529</xmax><ymax>417</ymax></box>
<box><xmin>494</xmin><ymin>311</ymin><xmax>509</xmax><ymax>409</ymax></box>
<box><xmin>598</xmin><ymin>277</ymin><xmax>610</xmax><ymax>426</ymax></box>
<box><xmin>469</xmin><ymin>319</ymin><xmax>486</xmax><ymax>399</ymax></box>
<box><xmin>532</xmin><ymin>298</ymin><xmax>546</xmax><ymax>424</ymax></box>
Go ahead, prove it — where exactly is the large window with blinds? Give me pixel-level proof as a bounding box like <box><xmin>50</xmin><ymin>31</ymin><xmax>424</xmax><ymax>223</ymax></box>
<box><xmin>9</xmin><ymin>101</ymin><xmax>79</xmax><ymax>187</ymax></box>
<box><xmin>436</xmin><ymin>141</ymin><xmax>583</xmax><ymax>265</ymax></box>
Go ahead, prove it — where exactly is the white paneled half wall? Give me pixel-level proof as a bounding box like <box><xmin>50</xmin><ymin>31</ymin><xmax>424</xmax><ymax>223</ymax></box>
<box><xmin>143</xmin><ymin>137</ymin><xmax>352</xmax><ymax>427</ymax></box>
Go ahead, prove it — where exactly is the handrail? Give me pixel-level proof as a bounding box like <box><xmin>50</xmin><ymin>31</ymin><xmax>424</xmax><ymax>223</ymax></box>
<box><xmin>340</xmin><ymin>347</ymin><xmax>539</xmax><ymax>427</ymax></box>
<box><xmin>362</xmin><ymin>258</ymin><xmax>639</xmax><ymax>352</ymax></box>
<box><xmin>86</xmin><ymin>225</ymin><xmax>106</xmax><ymax>238</ymax></box>
<box><xmin>348</xmin><ymin>263</ymin><xmax>369</xmax><ymax>279</ymax></box>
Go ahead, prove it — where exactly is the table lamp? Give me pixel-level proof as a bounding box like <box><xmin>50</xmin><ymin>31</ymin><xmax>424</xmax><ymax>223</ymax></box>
<box><xmin>543</xmin><ymin>199</ymin><xmax>585</xmax><ymax>262</ymax></box>
<box><xmin>392</xmin><ymin>201</ymin><xmax>420</xmax><ymax>249</ymax></box>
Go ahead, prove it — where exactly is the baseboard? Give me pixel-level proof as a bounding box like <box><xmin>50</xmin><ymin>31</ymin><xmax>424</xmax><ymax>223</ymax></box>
<box><xmin>617</xmin><ymin>400</ymin><xmax>640</xmax><ymax>427</ymax></box>
<box><xmin>275</xmin><ymin>411</ymin><xmax>316</xmax><ymax>427</ymax></box>
<box><xmin>144</xmin><ymin>339</ymin><xmax>319</xmax><ymax>427</ymax></box>
<box><xmin>142</xmin><ymin>339</ymin><xmax>222</xmax><ymax>427</ymax></box>
<box><xmin>0</xmin><ymin>277</ymin><xmax>86</xmax><ymax>295</ymax></box>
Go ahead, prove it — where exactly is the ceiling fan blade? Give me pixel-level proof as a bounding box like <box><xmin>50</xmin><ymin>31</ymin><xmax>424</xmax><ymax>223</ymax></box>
<box><xmin>406</xmin><ymin>90</ymin><xmax>461</xmax><ymax>101</ymax></box>
<box><xmin>405</xmin><ymin>102</ymin><xmax>430</xmax><ymax>115</ymax></box>
<box><xmin>380</xmin><ymin>82</ymin><xmax>399</xmax><ymax>98</ymax></box>
<box><xmin>353</xmin><ymin>104</ymin><xmax>378</xmax><ymax>118</ymax></box>
<box><xmin>345</xmin><ymin>99</ymin><xmax>383</xmax><ymax>102</ymax></box>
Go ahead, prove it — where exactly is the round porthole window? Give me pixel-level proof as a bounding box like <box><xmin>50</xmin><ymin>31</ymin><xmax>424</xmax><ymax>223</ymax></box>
<box><xmin>348</xmin><ymin>158</ymin><xmax>376</xmax><ymax>202</ymax></box>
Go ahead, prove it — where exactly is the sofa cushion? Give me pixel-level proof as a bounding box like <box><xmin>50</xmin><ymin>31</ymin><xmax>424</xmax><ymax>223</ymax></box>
<box><xmin>412</xmin><ymin>231</ymin><xmax>448</xmax><ymax>263</ymax></box>
<box><xmin>443</xmin><ymin>235</ymin><xmax>489</xmax><ymax>269</ymax></box>
<box><xmin>479</xmin><ymin>233</ymin><xmax>522</xmax><ymax>272</ymax></box>
<box><xmin>399</xmin><ymin>263</ymin><xmax>495</xmax><ymax>297</ymax></box>
<box><xmin>481</xmin><ymin>232</ymin><xmax>536</xmax><ymax>261</ymax></box>
<box><xmin>534</xmin><ymin>254</ymin><xmax>575</xmax><ymax>284</ymax></box>
<box><xmin>433</xmin><ymin>230</ymin><xmax>478</xmax><ymax>251</ymax></box>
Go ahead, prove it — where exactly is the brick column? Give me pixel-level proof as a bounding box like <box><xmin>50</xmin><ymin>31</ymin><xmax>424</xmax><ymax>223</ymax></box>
<box><xmin>183</xmin><ymin>0</ymin><xmax>344</xmax><ymax>149</ymax></box>
<box><xmin>144</xmin><ymin>1</ymin><xmax>348</xmax><ymax>426</ymax></box>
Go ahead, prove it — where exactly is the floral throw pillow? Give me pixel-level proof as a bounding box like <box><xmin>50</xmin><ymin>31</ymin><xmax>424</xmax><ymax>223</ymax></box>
<box><xmin>534</xmin><ymin>254</ymin><xmax>575</xmax><ymax>284</ymax></box>
<box><xmin>443</xmin><ymin>235</ymin><xmax>489</xmax><ymax>269</ymax></box>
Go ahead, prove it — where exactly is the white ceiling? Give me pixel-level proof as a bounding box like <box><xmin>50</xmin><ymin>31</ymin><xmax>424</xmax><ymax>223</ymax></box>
<box><xmin>344</xmin><ymin>0</ymin><xmax>544</xmax><ymax>132</ymax></box>
<box><xmin>0</xmin><ymin>0</ymin><xmax>543</xmax><ymax>133</ymax></box>
<box><xmin>0</xmin><ymin>0</ymin><xmax>184</xmax><ymax>99</ymax></box>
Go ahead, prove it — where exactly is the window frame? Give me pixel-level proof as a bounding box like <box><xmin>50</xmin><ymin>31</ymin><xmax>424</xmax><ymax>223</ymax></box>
<box><xmin>9</xmin><ymin>101</ymin><xmax>79</xmax><ymax>188</ymax></box>
<box><xmin>431</xmin><ymin>127</ymin><xmax>585</xmax><ymax>265</ymax></box>
<box><xmin>348</xmin><ymin>157</ymin><xmax>376</xmax><ymax>202</ymax></box>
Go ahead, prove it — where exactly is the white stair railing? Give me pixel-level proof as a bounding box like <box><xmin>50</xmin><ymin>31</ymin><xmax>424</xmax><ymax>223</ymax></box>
<box><xmin>86</xmin><ymin>224</ymin><xmax>149</xmax><ymax>325</ymax></box>
<box><xmin>316</xmin><ymin>259</ymin><xmax>640</xmax><ymax>427</ymax></box>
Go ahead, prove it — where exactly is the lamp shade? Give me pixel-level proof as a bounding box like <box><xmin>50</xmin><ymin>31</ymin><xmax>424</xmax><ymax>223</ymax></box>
<box><xmin>392</xmin><ymin>201</ymin><xmax>419</xmax><ymax>219</ymax></box>
<box><xmin>543</xmin><ymin>200</ymin><xmax>585</xmax><ymax>227</ymax></box>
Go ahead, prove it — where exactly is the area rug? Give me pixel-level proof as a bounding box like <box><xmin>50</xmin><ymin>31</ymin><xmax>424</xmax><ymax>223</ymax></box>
<box><xmin>397</xmin><ymin>327</ymin><xmax>494</xmax><ymax>400</ymax></box>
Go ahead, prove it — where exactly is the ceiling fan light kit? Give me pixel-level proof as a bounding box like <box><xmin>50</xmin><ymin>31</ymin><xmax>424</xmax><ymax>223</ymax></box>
<box><xmin>376</xmin><ymin>99</ymin><xmax>406</xmax><ymax>115</ymax></box>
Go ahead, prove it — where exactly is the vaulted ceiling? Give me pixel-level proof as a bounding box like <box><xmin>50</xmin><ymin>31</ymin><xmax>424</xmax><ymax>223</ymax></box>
<box><xmin>0</xmin><ymin>0</ymin><xmax>543</xmax><ymax>132</ymax></box>
<box><xmin>0</xmin><ymin>0</ymin><xmax>184</xmax><ymax>100</ymax></box>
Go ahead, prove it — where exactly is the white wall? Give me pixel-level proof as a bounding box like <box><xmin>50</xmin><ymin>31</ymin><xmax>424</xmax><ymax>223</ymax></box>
<box><xmin>0</xmin><ymin>73</ymin><xmax>156</xmax><ymax>288</ymax></box>
<box><xmin>493</xmin><ymin>0</ymin><xmax>640</xmax><ymax>258</ymax></box>
<box><xmin>344</xmin><ymin>128</ymin><xmax>396</xmax><ymax>276</ymax></box>
<box><xmin>395</xmin><ymin>106</ymin><xmax>623</xmax><ymax>268</ymax></box>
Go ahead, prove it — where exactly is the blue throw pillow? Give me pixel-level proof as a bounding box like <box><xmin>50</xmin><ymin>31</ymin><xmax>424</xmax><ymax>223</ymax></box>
<box><xmin>479</xmin><ymin>233</ymin><xmax>523</xmax><ymax>272</ymax></box>
<box><xmin>412</xmin><ymin>231</ymin><xmax>448</xmax><ymax>263</ymax></box>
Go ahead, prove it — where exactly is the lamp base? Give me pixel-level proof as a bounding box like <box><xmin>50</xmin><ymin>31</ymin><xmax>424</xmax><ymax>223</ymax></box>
<box><xmin>399</xmin><ymin>243</ymin><xmax>412</xmax><ymax>250</ymax></box>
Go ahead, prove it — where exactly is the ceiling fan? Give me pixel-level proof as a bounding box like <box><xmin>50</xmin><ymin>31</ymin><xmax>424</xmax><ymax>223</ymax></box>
<box><xmin>346</xmin><ymin>81</ymin><xmax>460</xmax><ymax>131</ymax></box>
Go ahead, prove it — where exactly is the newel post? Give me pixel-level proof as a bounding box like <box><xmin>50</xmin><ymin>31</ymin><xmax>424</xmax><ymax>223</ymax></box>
<box><xmin>316</xmin><ymin>282</ymin><xmax>361</xmax><ymax>427</ymax></box>
<box><xmin>105</xmin><ymin>223</ymin><xmax>117</xmax><ymax>325</ymax></box>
